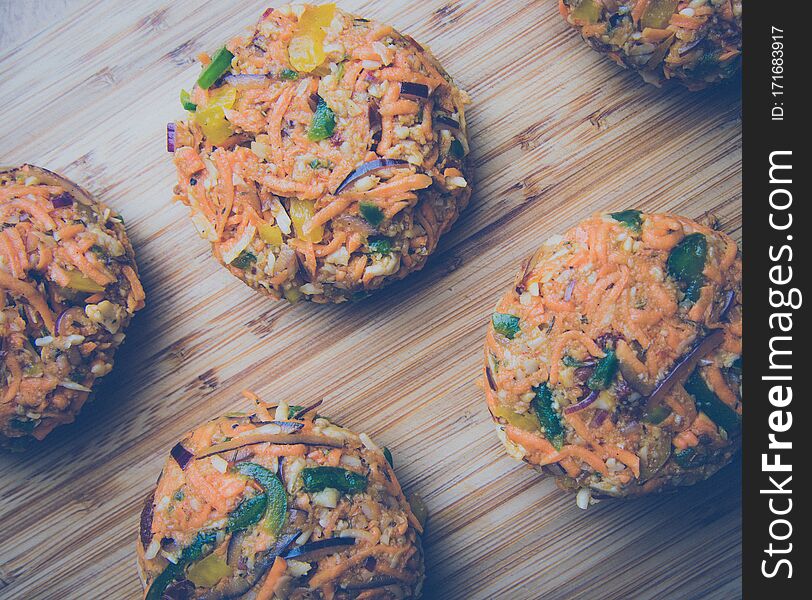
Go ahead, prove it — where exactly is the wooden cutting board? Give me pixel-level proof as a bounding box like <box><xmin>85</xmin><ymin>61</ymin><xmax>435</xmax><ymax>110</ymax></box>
<box><xmin>0</xmin><ymin>1</ymin><xmax>742</xmax><ymax>599</ymax></box>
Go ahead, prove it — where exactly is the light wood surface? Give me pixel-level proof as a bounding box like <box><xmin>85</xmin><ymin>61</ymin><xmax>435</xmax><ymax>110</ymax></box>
<box><xmin>0</xmin><ymin>1</ymin><xmax>742</xmax><ymax>599</ymax></box>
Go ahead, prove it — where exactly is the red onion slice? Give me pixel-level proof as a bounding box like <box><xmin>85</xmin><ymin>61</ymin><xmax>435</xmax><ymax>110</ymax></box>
<box><xmin>283</xmin><ymin>537</ymin><xmax>355</xmax><ymax>561</ymax></box>
<box><xmin>166</xmin><ymin>122</ymin><xmax>176</xmax><ymax>152</ymax></box>
<box><xmin>400</xmin><ymin>81</ymin><xmax>429</xmax><ymax>98</ymax></box>
<box><xmin>590</xmin><ymin>408</ymin><xmax>609</xmax><ymax>428</ymax></box>
<box><xmin>434</xmin><ymin>116</ymin><xmax>460</xmax><ymax>131</ymax></box>
<box><xmin>197</xmin><ymin>432</ymin><xmax>344</xmax><ymax>458</ymax></box>
<box><xmin>170</xmin><ymin>442</ymin><xmax>194</xmax><ymax>470</ymax></box>
<box><xmin>139</xmin><ymin>492</ymin><xmax>155</xmax><ymax>549</ymax></box>
<box><xmin>293</xmin><ymin>399</ymin><xmax>324</xmax><ymax>419</ymax></box>
<box><xmin>564</xmin><ymin>390</ymin><xmax>599</xmax><ymax>414</ymax></box>
<box><xmin>51</xmin><ymin>192</ymin><xmax>74</xmax><ymax>208</ymax></box>
<box><xmin>344</xmin><ymin>577</ymin><xmax>402</xmax><ymax>590</ymax></box>
<box><xmin>246</xmin><ymin>419</ymin><xmax>305</xmax><ymax>435</ymax></box>
<box><xmin>404</xmin><ymin>35</ymin><xmax>424</xmax><ymax>52</ymax></box>
<box><xmin>564</xmin><ymin>278</ymin><xmax>576</xmax><ymax>302</ymax></box>
<box><xmin>223</xmin><ymin>73</ymin><xmax>269</xmax><ymax>87</ymax></box>
<box><xmin>433</xmin><ymin>116</ymin><xmax>469</xmax><ymax>156</ymax></box>
<box><xmin>718</xmin><ymin>289</ymin><xmax>736</xmax><ymax>322</ymax></box>
<box><xmin>644</xmin><ymin>329</ymin><xmax>725</xmax><ymax>413</ymax></box>
<box><xmin>335</xmin><ymin>159</ymin><xmax>410</xmax><ymax>194</ymax></box>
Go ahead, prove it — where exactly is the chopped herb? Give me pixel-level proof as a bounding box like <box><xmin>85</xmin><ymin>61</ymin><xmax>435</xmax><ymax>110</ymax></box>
<box><xmin>674</xmin><ymin>447</ymin><xmax>707</xmax><ymax>468</ymax></box>
<box><xmin>492</xmin><ymin>313</ymin><xmax>520</xmax><ymax>339</ymax></box>
<box><xmin>367</xmin><ymin>236</ymin><xmax>392</xmax><ymax>254</ymax></box>
<box><xmin>586</xmin><ymin>349</ymin><xmax>618</xmax><ymax>391</ymax></box>
<box><xmin>309</xmin><ymin>158</ymin><xmax>330</xmax><ymax>169</ymax></box>
<box><xmin>531</xmin><ymin>383</ymin><xmax>564</xmax><ymax>449</ymax></box>
<box><xmin>197</xmin><ymin>47</ymin><xmax>235</xmax><ymax>90</ymax></box>
<box><xmin>359</xmin><ymin>202</ymin><xmax>384</xmax><ymax>227</ymax></box>
<box><xmin>189</xmin><ymin>177</ymin><xmax>198</xmax><ymax>186</ymax></box>
<box><xmin>383</xmin><ymin>447</ymin><xmax>393</xmax><ymax>467</ymax></box>
<box><xmin>280</xmin><ymin>68</ymin><xmax>299</xmax><ymax>80</ymax></box>
<box><xmin>562</xmin><ymin>355</ymin><xmax>585</xmax><ymax>368</ymax></box>
<box><xmin>287</xmin><ymin>405</ymin><xmax>306</xmax><ymax>418</ymax></box>
<box><xmin>610</xmin><ymin>209</ymin><xmax>643</xmax><ymax>233</ymax></box>
<box><xmin>231</xmin><ymin>251</ymin><xmax>256</xmax><ymax>270</ymax></box>
<box><xmin>308</xmin><ymin>96</ymin><xmax>336</xmax><ymax>141</ymax></box>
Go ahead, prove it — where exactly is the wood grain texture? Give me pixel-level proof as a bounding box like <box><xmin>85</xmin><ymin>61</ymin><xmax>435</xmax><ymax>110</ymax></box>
<box><xmin>0</xmin><ymin>1</ymin><xmax>742</xmax><ymax>599</ymax></box>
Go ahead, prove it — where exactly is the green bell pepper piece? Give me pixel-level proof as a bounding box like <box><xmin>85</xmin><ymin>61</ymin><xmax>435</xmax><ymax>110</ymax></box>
<box><xmin>684</xmin><ymin>368</ymin><xmax>740</xmax><ymax>434</ymax></box>
<box><xmin>145</xmin><ymin>530</ymin><xmax>219</xmax><ymax>600</ymax></box>
<box><xmin>667</xmin><ymin>233</ymin><xmax>707</xmax><ymax>302</ymax></box>
<box><xmin>609</xmin><ymin>209</ymin><xmax>643</xmax><ymax>233</ymax></box>
<box><xmin>231</xmin><ymin>251</ymin><xmax>256</xmax><ymax>270</ymax></box>
<box><xmin>359</xmin><ymin>202</ymin><xmax>384</xmax><ymax>227</ymax></box>
<box><xmin>226</xmin><ymin>493</ymin><xmax>267</xmax><ymax>533</ymax></box>
<box><xmin>198</xmin><ymin>47</ymin><xmax>235</xmax><ymax>90</ymax></box>
<box><xmin>301</xmin><ymin>466</ymin><xmax>368</xmax><ymax>494</ymax></box>
<box><xmin>180</xmin><ymin>89</ymin><xmax>197</xmax><ymax>112</ymax></box>
<box><xmin>492</xmin><ymin>313</ymin><xmax>520</xmax><ymax>339</ymax></box>
<box><xmin>450</xmin><ymin>139</ymin><xmax>465</xmax><ymax>159</ymax></box>
<box><xmin>235</xmin><ymin>462</ymin><xmax>287</xmax><ymax>535</ymax></box>
<box><xmin>308</xmin><ymin>96</ymin><xmax>336</xmax><ymax>141</ymax></box>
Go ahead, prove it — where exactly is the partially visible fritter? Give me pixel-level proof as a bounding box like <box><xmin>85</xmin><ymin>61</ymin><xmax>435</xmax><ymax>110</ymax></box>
<box><xmin>138</xmin><ymin>396</ymin><xmax>425</xmax><ymax>599</ymax></box>
<box><xmin>484</xmin><ymin>211</ymin><xmax>742</xmax><ymax>505</ymax></box>
<box><xmin>560</xmin><ymin>0</ymin><xmax>742</xmax><ymax>89</ymax></box>
<box><xmin>0</xmin><ymin>165</ymin><xmax>144</xmax><ymax>448</ymax></box>
<box><xmin>170</xmin><ymin>3</ymin><xmax>471</xmax><ymax>303</ymax></box>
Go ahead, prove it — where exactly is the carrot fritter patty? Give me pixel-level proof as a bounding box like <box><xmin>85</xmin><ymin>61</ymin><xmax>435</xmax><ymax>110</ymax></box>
<box><xmin>138</xmin><ymin>397</ymin><xmax>425</xmax><ymax>599</ymax></box>
<box><xmin>559</xmin><ymin>0</ymin><xmax>742</xmax><ymax>89</ymax></box>
<box><xmin>0</xmin><ymin>165</ymin><xmax>144</xmax><ymax>447</ymax></box>
<box><xmin>484</xmin><ymin>211</ymin><xmax>741</xmax><ymax>504</ymax></box>
<box><xmin>170</xmin><ymin>3</ymin><xmax>471</xmax><ymax>303</ymax></box>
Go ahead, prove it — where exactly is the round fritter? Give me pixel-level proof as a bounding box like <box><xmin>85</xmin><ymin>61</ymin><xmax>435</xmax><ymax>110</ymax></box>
<box><xmin>560</xmin><ymin>0</ymin><xmax>742</xmax><ymax>89</ymax></box>
<box><xmin>483</xmin><ymin>211</ymin><xmax>742</xmax><ymax>503</ymax></box>
<box><xmin>0</xmin><ymin>165</ymin><xmax>144</xmax><ymax>447</ymax></box>
<box><xmin>138</xmin><ymin>398</ymin><xmax>425</xmax><ymax>599</ymax></box>
<box><xmin>171</xmin><ymin>3</ymin><xmax>471</xmax><ymax>304</ymax></box>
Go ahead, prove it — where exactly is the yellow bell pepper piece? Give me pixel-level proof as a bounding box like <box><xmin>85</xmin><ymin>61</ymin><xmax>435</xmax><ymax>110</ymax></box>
<box><xmin>640</xmin><ymin>0</ymin><xmax>680</xmax><ymax>29</ymax></box>
<box><xmin>258</xmin><ymin>223</ymin><xmax>284</xmax><ymax>246</ymax></box>
<box><xmin>289</xmin><ymin>198</ymin><xmax>323</xmax><ymax>243</ymax></box>
<box><xmin>288</xmin><ymin>3</ymin><xmax>336</xmax><ymax>73</ymax></box>
<box><xmin>284</xmin><ymin>287</ymin><xmax>302</xmax><ymax>303</ymax></box>
<box><xmin>195</xmin><ymin>86</ymin><xmax>237</xmax><ymax>146</ymax></box>
<box><xmin>492</xmin><ymin>405</ymin><xmax>539</xmax><ymax>432</ymax></box>
<box><xmin>186</xmin><ymin>553</ymin><xmax>233</xmax><ymax>588</ymax></box>
<box><xmin>64</xmin><ymin>270</ymin><xmax>105</xmax><ymax>293</ymax></box>
<box><xmin>570</xmin><ymin>0</ymin><xmax>601</xmax><ymax>24</ymax></box>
